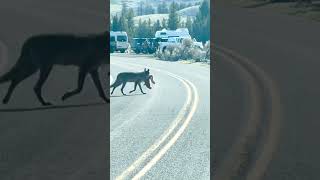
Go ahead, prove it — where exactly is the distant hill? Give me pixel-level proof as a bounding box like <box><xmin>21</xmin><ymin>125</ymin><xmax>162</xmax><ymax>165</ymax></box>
<box><xmin>133</xmin><ymin>14</ymin><xmax>189</xmax><ymax>26</ymax></box>
<box><xmin>177</xmin><ymin>5</ymin><xmax>200</xmax><ymax>17</ymax></box>
<box><xmin>110</xmin><ymin>4</ymin><xmax>122</xmax><ymax>16</ymax></box>
<box><xmin>132</xmin><ymin>5</ymin><xmax>199</xmax><ymax>25</ymax></box>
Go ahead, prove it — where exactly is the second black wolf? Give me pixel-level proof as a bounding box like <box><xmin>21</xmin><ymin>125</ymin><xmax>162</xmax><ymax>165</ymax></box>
<box><xmin>110</xmin><ymin>68</ymin><xmax>155</xmax><ymax>95</ymax></box>
<box><xmin>0</xmin><ymin>31</ymin><xmax>110</xmax><ymax>106</ymax></box>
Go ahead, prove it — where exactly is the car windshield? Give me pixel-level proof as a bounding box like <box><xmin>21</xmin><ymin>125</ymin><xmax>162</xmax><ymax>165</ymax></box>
<box><xmin>117</xmin><ymin>35</ymin><xmax>127</xmax><ymax>42</ymax></box>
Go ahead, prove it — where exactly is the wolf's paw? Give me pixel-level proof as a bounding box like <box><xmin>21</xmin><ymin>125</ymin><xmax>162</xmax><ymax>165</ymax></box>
<box><xmin>61</xmin><ymin>93</ymin><xmax>70</xmax><ymax>101</ymax></box>
<box><xmin>2</xmin><ymin>98</ymin><xmax>9</xmax><ymax>104</ymax></box>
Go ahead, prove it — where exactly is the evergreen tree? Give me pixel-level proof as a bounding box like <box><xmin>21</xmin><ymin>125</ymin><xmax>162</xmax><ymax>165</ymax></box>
<box><xmin>147</xmin><ymin>18</ymin><xmax>153</xmax><ymax>38</ymax></box>
<box><xmin>145</xmin><ymin>3</ymin><xmax>155</xmax><ymax>15</ymax></box>
<box><xmin>163</xmin><ymin>2</ymin><xmax>169</xmax><ymax>14</ymax></box>
<box><xmin>121</xmin><ymin>1</ymin><xmax>128</xmax><ymax>18</ymax></box>
<box><xmin>153</xmin><ymin>19</ymin><xmax>162</xmax><ymax>32</ymax></box>
<box><xmin>185</xmin><ymin>16</ymin><xmax>193</xmax><ymax>33</ymax></box>
<box><xmin>127</xmin><ymin>8</ymin><xmax>135</xmax><ymax>40</ymax></box>
<box><xmin>157</xmin><ymin>3</ymin><xmax>162</xmax><ymax>14</ymax></box>
<box><xmin>111</xmin><ymin>15</ymin><xmax>120</xmax><ymax>31</ymax></box>
<box><xmin>158</xmin><ymin>1</ymin><xmax>168</xmax><ymax>14</ymax></box>
<box><xmin>192</xmin><ymin>0</ymin><xmax>210</xmax><ymax>42</ymax></box>
<box><xmin>168</xmin><ymin>2</ymin><xmax>180</xmax><ymax>30</ymax></box>
<box><xmin>161</xmin><ymin>18</ymin><xmax>167</xmax><ymax>29</ymax></box>
<box><xmin>119</xmin><ymin>15</ymin><xmax>128</xmax><ymax>31</ymax></box>
<box><xmin>135</xmin><ymin>19</ymin><xmax>148</xmax><ymax>37</ymax></box>
<box><xmin>137</xmin><ymin>1</ymin><xmax>144</xmax><ymax>16</ymax></box>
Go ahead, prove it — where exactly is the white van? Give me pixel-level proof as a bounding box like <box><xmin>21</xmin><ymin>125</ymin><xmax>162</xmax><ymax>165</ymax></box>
<box><xmin>110</xmin><ymin>31</ymin><xmax>129</xmax><ymax>53</ymax></box>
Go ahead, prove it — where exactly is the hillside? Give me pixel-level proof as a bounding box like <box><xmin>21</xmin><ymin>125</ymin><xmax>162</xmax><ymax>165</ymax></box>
<box><xmin>133</xmin><ymin>14</ymin><xmax>190</xmax><ymax>25</ymax></box>
<box><xmin>110</xmin><ymin>4</ymin><xmax>122</xmax><ymax>16</ymax></box>
<box><xmin>177</xmin><ymin>5</ymin><xmax>200</xmax><ymax>16</ymax></box>
<box><xmin>132</xmin><ymin>5</ymin><xmax>200</xmax><ymax>25</ymax></box>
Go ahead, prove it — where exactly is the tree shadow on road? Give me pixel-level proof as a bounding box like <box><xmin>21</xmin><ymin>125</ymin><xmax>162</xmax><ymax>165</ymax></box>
<box><xmin>0</xmin><ymin>102</ymin><xmax>107</xmax><ymax>112</ymax></box>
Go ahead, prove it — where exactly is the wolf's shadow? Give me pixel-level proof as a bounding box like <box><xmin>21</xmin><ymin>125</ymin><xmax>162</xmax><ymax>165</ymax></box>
<box><xmin>0</xmin><ymin>102</ymin><xmax>107</xmax><ymax>113</ymax></box>
<box><xmin>110</xmin><ymin>94</ymin><xmax>146</xmax><ymax>98</ymax></box>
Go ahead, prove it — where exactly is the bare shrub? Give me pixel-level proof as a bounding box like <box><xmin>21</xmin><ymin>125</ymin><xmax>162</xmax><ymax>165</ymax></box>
<box><xmin>156</xmin><ymin>39</ymin><xmax>210</xmax><ymax>62</ymax></box>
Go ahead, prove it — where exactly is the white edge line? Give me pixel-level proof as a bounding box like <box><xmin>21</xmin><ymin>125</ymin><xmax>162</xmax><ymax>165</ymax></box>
<box><xmin>132</xmin><ymin>78</ymin><xmax>199</xmax><ymax>180</ymax></box>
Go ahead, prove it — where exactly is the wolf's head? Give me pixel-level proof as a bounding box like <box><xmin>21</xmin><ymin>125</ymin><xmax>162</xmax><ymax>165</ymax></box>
<box><xmin>143</xmin><ymin>68</ymin><xmax>151</xmax><ymax>89</ymax></box>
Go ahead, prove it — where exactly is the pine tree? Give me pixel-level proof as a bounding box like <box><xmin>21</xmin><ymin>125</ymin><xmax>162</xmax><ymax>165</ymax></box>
<box><xmin>185</xmin><ymin>16</ymin><xmax>193</xmax><ymax>33</ymax></box>
<box><xmin>112</xmin><ymin>15</ymin><xmax>120</xmax><ymax>31</ymax></box>
<box><xmin>121</xmin><ymin>1</ymin><xmax>128</xmax><ymax>18</ymax></box>
<box><xmin>145</xmin><ymin>3</ymin><xmax>155</xmax><ymax>15</ymax></box>
<box><xmin>158</xmin><ymin>1</ymin><xmax>168</xmax><ymax>14</ymax></box>
<box><xmin>161</xmin><ymin>18</ymin><xmax>167</xmax><ymax>29</ymax></box>
<box><xmin>119</xmin><ymin>15</ymin><xmax>128</xmax><ymax>31</ymax></box>
<box><xmin>192</xmin><ymin>0</ymin><xmax>210</xmax><ymax>43</ymax></box>
<box><xmin>168</xmin><ymin>2</ymin><xmax>180</xmax><ymax>30</ymax></box>
<box><xmin>127</xmin><ymin>8</ymin><xmax>135</xmax><ymax>41</ymax></box>
<box><xmin>137</xmin><ymin>1</ymin><xmax>144</xmax><ymax>16</ymax></box>
<box><xmin>147</xmin><ymin>18</ymin><xmax>153</xmax><ymax>38</ymax></box>
<box><xmin>153</xmin><ymin>19</ymin><xmax>162</xmax><ymax>32</ymax></box>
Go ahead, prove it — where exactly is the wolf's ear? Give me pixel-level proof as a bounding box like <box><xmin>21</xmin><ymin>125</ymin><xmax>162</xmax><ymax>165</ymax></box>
<box><xmin>144</xmin><ymin>68</ymin><xmax>147</xmax><ymax>72</ymax></box>
<box><xmin>147</xmin><ymin>69</ymin><xmax>150</xmax><ymax>72</ymax></box>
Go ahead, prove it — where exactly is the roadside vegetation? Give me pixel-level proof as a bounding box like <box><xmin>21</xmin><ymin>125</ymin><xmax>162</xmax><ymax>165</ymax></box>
<box><xmin>155</xmin><ymin>38</ymin><xmax>210</xmax><ymax>63</ymax></box>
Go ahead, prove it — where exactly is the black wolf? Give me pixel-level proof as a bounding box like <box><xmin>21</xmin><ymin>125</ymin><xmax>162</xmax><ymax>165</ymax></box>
<box><xmin>110</xmin><ymin>68</ymin><xmax>155</xmax><ymax>95</ymax></box>
<box><xmin>0</xmin><ymin>31</ymin><xmax>110</xmax><ymax>106</ymax></box>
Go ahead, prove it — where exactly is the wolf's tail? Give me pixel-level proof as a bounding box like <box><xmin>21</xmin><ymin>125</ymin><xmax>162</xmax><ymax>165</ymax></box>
<box><xmin>110</xmin><ymin>78</ymin><xmax>121</xmax><ymax>88</ymax></box>
<box><xmin>0</xmin><ymin>50</ymin><xmax>28</xmax><ymax>84</ymax></box>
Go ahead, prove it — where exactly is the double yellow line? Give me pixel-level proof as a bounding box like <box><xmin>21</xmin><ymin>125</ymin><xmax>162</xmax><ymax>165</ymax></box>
<box><xmin>111</xmin><ymin>61</ymin><xmax>200</xmax><ymax>180</ymax></box>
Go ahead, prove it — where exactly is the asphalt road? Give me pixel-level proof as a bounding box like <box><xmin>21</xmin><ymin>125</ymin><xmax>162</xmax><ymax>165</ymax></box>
<box><xmin>214</xmin><ymin>1</ymin><xmax>320</xmax><ymax>180</ymax></box>
<box><xmin>110</xmin><ymin>54</ymin><xmax>210</xmax><ymax>179</ymax></box>
<box><xmin>0</xmin><ymin>1</ymin><xmax>108</xmax><ymax>179</ymax></box>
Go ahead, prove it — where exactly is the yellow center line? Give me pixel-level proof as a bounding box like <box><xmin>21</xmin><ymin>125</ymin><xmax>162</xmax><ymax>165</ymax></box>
<box><xmin>111</xmin><ymin>61</ymin><xmax>199</xmax><ymax>179</ymax></box>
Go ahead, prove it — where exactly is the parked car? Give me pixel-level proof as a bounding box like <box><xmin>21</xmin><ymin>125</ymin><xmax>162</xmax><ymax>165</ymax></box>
<box><xmin>110</xmin><ymin>31</ymin><xmax>129</xmax><ymax>53</ymax></box>
<box><xmin>131</xmin><ymin>38</ymin><xmax>159</xmax><ymax>54</ymax></box>
<box><xmin>131</xmin><ymin>38</ymin><xmax>147</xmax><ymax>54</ymax></box>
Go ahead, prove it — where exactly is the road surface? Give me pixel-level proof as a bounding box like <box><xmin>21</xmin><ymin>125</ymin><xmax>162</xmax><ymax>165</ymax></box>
<box><xmin>0</xmin><ymin>1</ymin><xmax>108</xmax><ymax>179</ymax></box>
<box><xmin>213</xmin><ymin>1</ymin><xmax>320</xmax><ymax>180</ymax></box>
<box><xmin>110</xmin><ymin>54</ymin><xmax>210</xmax><ymax>179</ymax></box>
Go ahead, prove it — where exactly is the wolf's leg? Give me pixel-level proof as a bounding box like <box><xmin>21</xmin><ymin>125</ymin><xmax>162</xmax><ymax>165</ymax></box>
<box><xmin>121</xmin><ymin>82</ymin><xmax>127</xmax><ymax>95</ymax></box>
<box><xmin>62</xmin><ymin>67</ymin><xmax>87</xmax><ymax>101</ymax></box>
<box><xmin>3</xmin><ymin>80</ymin><xmax>19</xmax><ymax>104</ymax></box>
<box><xmin>111</xmin><ymin>86</ymin><xmax>117</xmax><ymax>95</ymax></box>
<box><xmin>138</xmin><ymin>83</ymin><xmax>146</xmax><ymax>94</ymax></box>
<box><xmin>34</xmin><ymin>66</ymin><xmax>53</xmax><ymax>106</ymax></box>
<box><xmin>129</xmin><ymin>82</ymin><xmax>138</xmax><ymax>93</ymax></box>
<box><xmin>2</xmin><ymin>66</ymin><xmax>37</xmax><ymax>104</ymax></box>
<box><xmin>90</xmin><ymin>69</ymin><xmax>109</xmax><ymax>103</ymax></box>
